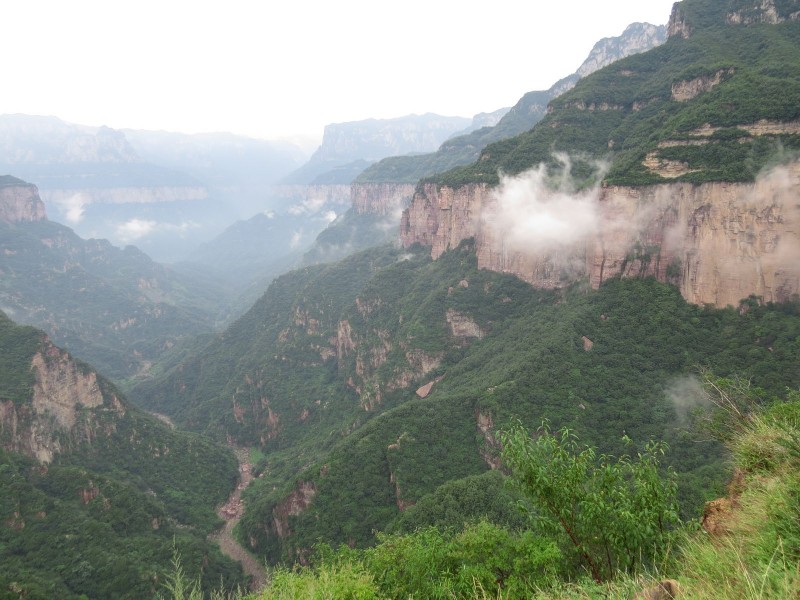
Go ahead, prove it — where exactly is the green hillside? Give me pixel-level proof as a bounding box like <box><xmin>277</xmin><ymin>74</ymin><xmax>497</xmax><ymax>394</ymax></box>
<box><xmin>129</xmin><ymin>0</ymin><xmax>800</xmax><ymax>586</ymax></box>
<box><xmin>227</xmin><ymin>387</ymin><xmax>800</xmax><ymax>599</ymax></box>
<box><xmin>0</xmin><ymin>313</ymin><xmax>245</xmax><ymax>598</ymax></box>
<box><xmin>433</xmin><ymin>5</ymin><xmax>800</xmax><ymax>187</ymax></box>
<box><xmin>0</xmin><ymin>216</ymin><xmax>227</xmax><ymax>380</ymax></box>
<box><xmin>133</xmin><ymin>237</ymin><xmax>800</xmax><ymax>563</ymax></box>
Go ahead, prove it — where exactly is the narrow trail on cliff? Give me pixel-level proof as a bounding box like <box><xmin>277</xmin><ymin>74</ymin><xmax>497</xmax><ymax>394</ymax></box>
<box><xmin>209</xmin><ymin>446</ymin><xmax>268</xmax><ymax>592</ymax></box>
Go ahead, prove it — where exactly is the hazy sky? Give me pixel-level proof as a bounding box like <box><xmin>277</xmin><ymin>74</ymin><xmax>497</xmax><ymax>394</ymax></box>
<box><xmin>3</xmin><ymin>0</ymin><xmax>676</xmax><ymax>143</ymax></box>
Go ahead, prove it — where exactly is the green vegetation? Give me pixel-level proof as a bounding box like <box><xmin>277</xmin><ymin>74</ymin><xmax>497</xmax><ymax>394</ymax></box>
<box><xmin>155</xmin><ymin>383</ymin><xmax>800</xmax><ymax>599</ymax></box>
<box><xmin>430</xmin><ymin>16</ymin><xmax>800</xmax><ymax>187</ymax></box>
<box><xmin>0</xmin><ymin>217</ymin><xmax>226</xmax><ymax>380</ymax></box>
<box><xmin>302</xmin><ymin>209</ymin><xmax>400</xmax><ymax>266</ymax></box>
<box><xmin>135</xmin><ymin>232</ymin><xmax>800</xmax><ymax>564</ymax></box>
<box><xmin>0</xmin><ymin>314</ymin><xmax>246</xmax><ymax>598</ymax></box>
<box><xmin>0</xmin><ymin>311</ymin><xmax>42</xmax><ymax>404</ymax></box>
<box><xmin>501</xmin><ymin>423</ymin><xmax>679</xmax><ymax>583</ymax></box>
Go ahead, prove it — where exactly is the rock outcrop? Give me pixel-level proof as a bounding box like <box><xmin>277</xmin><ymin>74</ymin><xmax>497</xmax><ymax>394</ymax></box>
<box><xmin>0</xmin><ymin>340</ymin><xmax>124</xmax><ymax>463</ymax></box>
<box><xmin>575</xmin><ymin>23</ymin><xmax>667</xmax><ymax>79</ymax></box>
<box><xmin>401</xmin><ymin>163</ymin><xmax>800</xmax><ymax>308</ymax></box>
<box><xmin>271</xmin><ymin>481</ymin><xmax>317</xmax><ymax>539</ymax></box>
<box><xmin>0</xmin><ymin>178</ymin><xmax>47</xmax><ymax>223</ymax></box>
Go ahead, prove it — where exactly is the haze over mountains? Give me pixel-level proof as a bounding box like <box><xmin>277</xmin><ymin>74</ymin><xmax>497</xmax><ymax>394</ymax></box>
<box><xmin>2</xmin><ymin>1</ymin><xmax>800</xmax><ymax>597</ymax></box>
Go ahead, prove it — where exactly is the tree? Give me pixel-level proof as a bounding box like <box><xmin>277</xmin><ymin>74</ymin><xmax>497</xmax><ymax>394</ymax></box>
<box><xmin>500</xmin><ymin>421</ymin><xmax>679</xmax><ymax>582</ymax></box>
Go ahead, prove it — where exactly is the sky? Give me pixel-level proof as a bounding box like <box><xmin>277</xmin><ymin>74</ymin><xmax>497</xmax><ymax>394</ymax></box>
<box><xmin>2</xmin><ymin>0</ymin><xmax>677</xmax><ymax>144</ymax></box>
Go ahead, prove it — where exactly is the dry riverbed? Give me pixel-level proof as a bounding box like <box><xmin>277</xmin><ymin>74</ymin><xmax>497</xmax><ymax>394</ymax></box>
<box><xmin>209</xmin><ymin>447</ymin><xmax>268</xmax><ymax>591</ymax></box>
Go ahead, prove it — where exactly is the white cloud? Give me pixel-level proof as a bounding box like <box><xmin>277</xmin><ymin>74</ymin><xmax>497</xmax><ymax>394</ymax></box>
<box><xmin>115</xmin><ymin>218</ymin><xmax>199</xmax><ymax>244</ymax></box>
<box><xmin>55</xmin><ymin>193</ymin><xmax>90</xmax><ymax>225</ymax></box>
<box><xmin>289</xmin><ymin>230</ymin><xmax>303</xmax><ymax>249</ymax></box>
<box><xmin>489</xmin><ymin>161</ymin><xmax>603</xmax><ymax>255</ymax></box>
<box><xmin>116</xmin><ymin>218</ymin><xmax>157</xmax><ymax>242</ymax></box>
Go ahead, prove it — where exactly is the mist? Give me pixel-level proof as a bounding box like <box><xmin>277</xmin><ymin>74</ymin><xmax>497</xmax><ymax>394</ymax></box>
<box><xmin>665</xmin><ymin>375</ymin><xmax>709</xmax><ymax>424</ymax></box>
<box><xmin>488</xmin><ymin>159</ymin><xmax>604</xmax><ymax>256</ymax></box>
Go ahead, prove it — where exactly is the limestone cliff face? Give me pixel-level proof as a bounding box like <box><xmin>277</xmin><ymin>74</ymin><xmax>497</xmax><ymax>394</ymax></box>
<box><xmin>351</xmin><ymin>183</ymin><xmax>416</xmax><ymax>216</ymax></box>
<box><xmin>0</xmin><ymin>180</ymin><xmax>47</xmax><ymax>223</ymax></box>
<box><xmin>401</xmin><ymin>163</ymin><xmax>800</xmax><ymax>308</ymax></box>
<box><xmin>0</xmin><ymin>340</ymin><xmax>124</xmax><ymax>463</ymax></box>
<box><xmin>401</xmin><ymin>183</ymin><xmax>492</xmax><ymax>257</ymax></box>
<box><xmin>575</xmin><ymin>23</ymin><xmax>667</xmax><ymax>79</ymax></box>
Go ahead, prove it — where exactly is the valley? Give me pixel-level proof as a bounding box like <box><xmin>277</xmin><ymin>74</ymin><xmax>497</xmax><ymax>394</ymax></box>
<box><xmin>1</xmin><ymin>1</ymin><xmax>800</xmax><ymax>598</ymax></box>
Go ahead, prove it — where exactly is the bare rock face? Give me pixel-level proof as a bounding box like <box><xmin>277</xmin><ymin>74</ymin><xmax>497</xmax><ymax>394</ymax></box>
<box><xmin>667</xmin><ymin>3</ymin><xmax>691</xmax><ymax>39</ymax></box>
<box><xmin>0</xmin><ymin>340</ymin><xmax>124</xmax><ymax>463</ymax></box>
<box><xmin>0</xmin><ymin>180</ymin><xmax>47</xmax><ymax>223</ymax></box>
<box><xmin>272</xmin><ymin>481</ymin><xmax>317</xmax><ymax>539</ymax></box>
<box><xmin>351</xmin><ymin>183</ymin><xmax>416</xmax><ymax>216</ymax></box>
<box><xmin>400</xmin><ymin>182</ymin><xmax>491</xmax><ymax>258</ymax></box>
<box><xmin>671</xmin><ymin>69</ymin><xmax>735</xmax><ymax>102</ymax></box>
<box><xmin>575</xmin><ymin>23</ymin><xmax>667</xmax><ymax>79</ymax></box>
<box><xmin>594</xmin><ymin>168</ymin><xmax>800</xmax><ymax>307</ymax></box>
<box><xmin>401</xmin><ymin>163</ymin><xmax>800</xmax><ymax>308</ymax></box>
<box><xmin>446</xmin><ymin>309</ymin><xmax>486</xmax><ymax>341</ymax></box>
<box><xmin>726</xmin><ymin>0</ymin><xmax>800</xmax><ymax>24</ymax></box>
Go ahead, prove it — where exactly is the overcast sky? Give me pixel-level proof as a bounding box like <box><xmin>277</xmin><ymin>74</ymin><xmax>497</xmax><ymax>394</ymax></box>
<box><xmin>3</xmin><ymin>0</ymin><xmax>676</xmax><ymax>144</ymax></box>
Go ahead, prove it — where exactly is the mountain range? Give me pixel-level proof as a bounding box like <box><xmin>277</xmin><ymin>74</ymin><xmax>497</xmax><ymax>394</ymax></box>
<box><xmin>1</xmin><ymin>0</ymin><xmax>800</xmax><ymax>597</ymax></box>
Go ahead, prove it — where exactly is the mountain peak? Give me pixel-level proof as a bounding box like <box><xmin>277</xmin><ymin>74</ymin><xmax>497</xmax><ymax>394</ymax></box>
<box><xmin>575</xmin><ymin>22</ymin><xmax>667</xmax><ymax>79</ymax></box>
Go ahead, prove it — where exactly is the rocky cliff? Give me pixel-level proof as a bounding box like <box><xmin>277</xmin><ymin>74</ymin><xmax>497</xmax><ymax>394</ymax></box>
<box><xmin>0</xmin><ymin>177</ymin><xmax>47</xmax><ymax>223</ymax></box>
<box><xmin>351</xmin><ymin>182</ymin><xmax>416</xmax><ymax>216</ymax></box>
<box><xmin>0</xmin><ymin>338</ymin><xmax>124</xmax><ymax>463</ymax></box>
<box><xmin>401</xmin><ymin>162</ymin><xmax>800</xmax><ymax>308</ymax></box>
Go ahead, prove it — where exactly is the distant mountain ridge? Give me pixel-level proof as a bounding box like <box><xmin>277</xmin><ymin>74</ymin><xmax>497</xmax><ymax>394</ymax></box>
<box><xmin>0</xmin><ymin>115</ymin><xmax>307</xmax><ymax>261</ymax></box>
<box><xmin>0</xmin><ymin>177</ymin><xmax>225</xmax><ymax>379</ymax></box>
<box><xmin>356</xmin><ymin>22</ymin><xmax>667</xmax><ymax>184</ymax></box>
<box><xmin>281</xmin><ymin>113</ymin><xmax>472</xmax><ymax>184</ymax></box>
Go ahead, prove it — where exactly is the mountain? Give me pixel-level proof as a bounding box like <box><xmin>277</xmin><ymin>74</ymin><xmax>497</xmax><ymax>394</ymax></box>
<box><xmin>282</xmin><ymin>113</ymin><xmax>472</xmax><ymax>185</ymax></box>
<box><xmin>356</xmin><ymin>22</ymin><xmax>667</xmax><ymax>186</ymax></box>
<box><xmin>130</xmin><ymin>0</ymin><xmax>800</xmax><ymax>567</ymax></box>
<box><xmin>0</xmin><ymin>115</ymin><xmax>307</xmax><ymax>261</ymax></box>
<box><xmin>401</xmin><ymin>0</ymin><xmax>800</xmax><ymax>307</ymax></box>
<box><xmin>0</xmin><ymin>312</ymin><xmax>244</xmax><ymax>598</ymax></box>
<box><xmin>0</xmin><ymin>177</ymin><xmax>226</xmax><ymax>380</ymax></box>
<box><xmin>134</xmin><ymin>242</ymin><xmax>800</xmax><ymax>564</ymax></box>
<box><xmin>122</xmin><ymin>129</ymin><xmax>307</xmax><ymax>218</ymax></box>
<box><xmin>175</xmin><ymin>184</ymin><xmax>352</xmax><ymax>320</ymax></box>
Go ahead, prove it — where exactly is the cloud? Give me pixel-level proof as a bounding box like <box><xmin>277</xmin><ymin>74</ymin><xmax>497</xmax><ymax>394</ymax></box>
<box><xmin>488</xmin><ymin>158</ymin><xmax>605</xmax><ymax>256</ymax></box>
<box><xmin>664</xmin><ymin>375</ymin><xmax>709</xmax><ymax>423</ymax></box>
<box><xmin>115</xmin><ymin>218</ymin><xmax>198</xmax><ymax>244</ymax></box>
<box><xmin>116</xmin><ymin>218</ymin><xmax>157</xmax><ymax>242</ymax></box>
<box><xmin>289</xmin><ymin>230</ymin><xmax>303</xmax><ymax>249</ymax></box>
<box><xmin>289</xmin><ymin>196</ymin><xmax>328</xmax><ymax>216</ymax></box>
<box><xmin>55</xmin><ymin>192</ymin><xmax>90</xmax><ymax>225</ymax></box>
